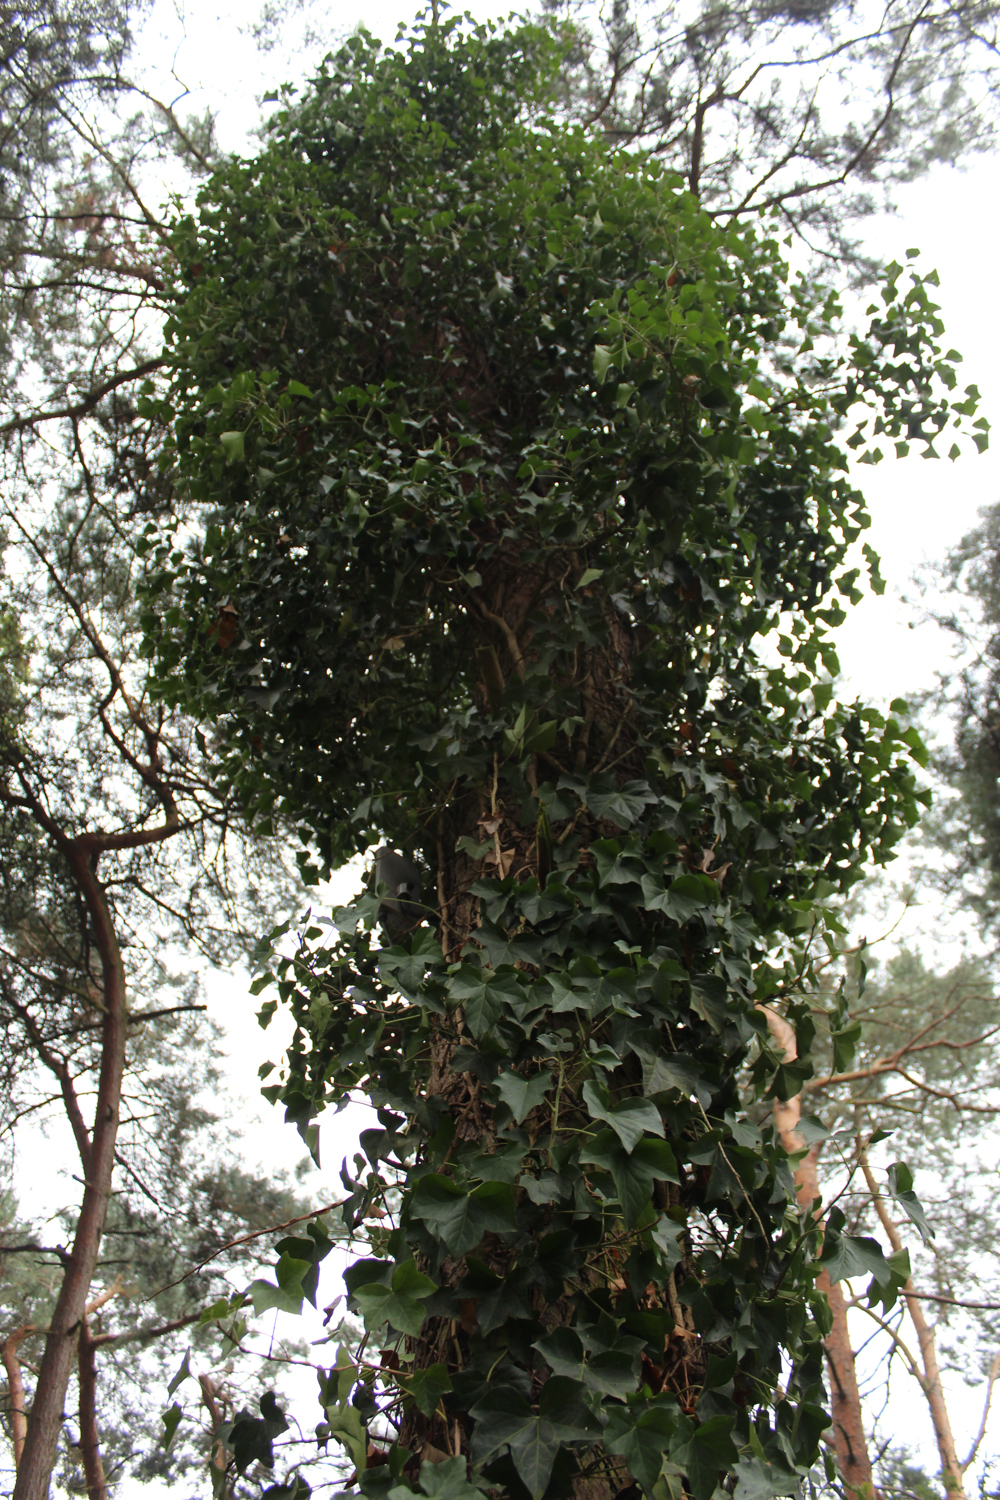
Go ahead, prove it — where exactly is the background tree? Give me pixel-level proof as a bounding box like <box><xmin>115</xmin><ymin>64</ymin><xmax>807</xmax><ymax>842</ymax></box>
<box><xmin>140</xmin><ymin>21</ymin><xmax>983</xmax><ymax>1500</ymax></box>
<box><xmin>917</xmin><ymin>504</ymin><xmax>1000</xmax><ymax>941</ymax></box>
<box><xmin>762</xmin><ymin>926</ymin><xmax>1000</xmax><ymax>1500</ymax></box>
<box><xmin>0</xmin><ymin>377</ymin><xmax>312</xmax><ymax>1496</ymax></box>
<box><xmin>540</xmin><ymin>0</ymin><xmax>1000</xmax><ymax>269</ymax></box>
<box><xmin>0</xmin><ymin>1005</ymin><xmax>323</xmax><ymax>1498</ymax></box>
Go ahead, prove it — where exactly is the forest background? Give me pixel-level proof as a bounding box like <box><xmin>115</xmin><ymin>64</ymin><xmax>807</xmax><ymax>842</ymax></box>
<box><xmin>1</xmin><ymin>0</ymin><xmax>999</xmax><ymax>1496</ymax></box>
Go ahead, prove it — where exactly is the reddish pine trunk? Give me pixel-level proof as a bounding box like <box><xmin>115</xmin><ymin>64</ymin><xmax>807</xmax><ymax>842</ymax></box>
<box><xmin>13</xmin><ymin>844</ymin><xmax>127</xmax><ymax>1500</ymax></box>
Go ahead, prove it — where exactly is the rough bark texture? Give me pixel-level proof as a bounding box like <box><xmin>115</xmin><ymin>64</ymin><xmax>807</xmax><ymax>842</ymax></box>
<box><xmin>77</xmin><ymin>1320</ymin><xmax>107</xmax><ymax>1500</ymax></box>
<box><xmin>12</xmin><ymin>843</ymin><xmax>127</xmax><ymax>1500</ymax></box>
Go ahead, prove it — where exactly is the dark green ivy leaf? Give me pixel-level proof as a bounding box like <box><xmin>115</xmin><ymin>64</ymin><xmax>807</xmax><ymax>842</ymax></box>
<box><xmin>534</xmin><ymin>1326</ymin><xmax>637</xmax><ymax>1397</ymax></box>
<box><xmin>887</xmin><ymin>1161</ymin><xmax>935</xmax><ymax>1243</ymax></box>
<box><xmin>671</xmin><ymin>1413</ymin><xmax>739</xmax><ymax>1500</ymax></box>
<box><xmin>353</xmin><ymin>1258</ymin><xmax>437</xmax><ymax>1335</ymax></box>
<box><xmin>411</xmin><ymin>1176</ymin><xmax>517</xmax><ymax>1254</ymax></box>
<box><xmin>582</xmin><ymin>1079</ymin><xmax>665</xmax><ymax>1152</ymax></box>
<box><xmin>397</xmin><ymin>1362</ymin><xmax>454</xmax><ymax>1417</ymax></box>
<box><xmin>161</xmin><ymin>1403</ymin><xmax>183</xmax><ymax>1451</ymax></box>
<box><xmin>166</xmin><ymin>1350</ymin><xmax>192</xmax><ymax>1398</ymax></box>
<box><xmin>470</xmin><ymin>1377</ymin><xmax>601</xmax><ymax>1499</ymax></box>
<box><xmin>226</xmin><ymin>1392</ymin><xmax>289</xmax><ymax>1474</ymax></box>
<box><xmin>602</xmin><ymin>1398</ymin><xmax>682</xmax><ymax>1492</ymax></box>
<box><xmin>733</xmin><ymin>1454</ymin><xmax>801</xmax><ymax>1500</ymax></box>
<box><xmin>579</xmin><ymin>1130</ymin><xmax>679</xmax><ymax>1224</ymax></box>
<box><xmin>494</xmin><ymin>1069</ymin><xmax>552</xmax><ymax>1123</ymax></box>
<box><xmin>415</xmin><ymin>1454</ymin><xmax>488</xmax><ymax>1500</ymax></box>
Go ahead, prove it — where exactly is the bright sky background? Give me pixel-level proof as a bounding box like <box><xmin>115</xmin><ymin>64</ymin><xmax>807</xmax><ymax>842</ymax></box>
<box><xmin>14</xmin><ymin>0</ymin><xmax>1000</xmax><ymax>1485</ymax></box>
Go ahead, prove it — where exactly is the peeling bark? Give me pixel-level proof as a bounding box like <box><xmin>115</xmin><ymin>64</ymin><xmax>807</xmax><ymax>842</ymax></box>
<box><xmin>2</xmin><ymin>1326</ymin><xmax>33</xmax><ymax>1469</ymax></box>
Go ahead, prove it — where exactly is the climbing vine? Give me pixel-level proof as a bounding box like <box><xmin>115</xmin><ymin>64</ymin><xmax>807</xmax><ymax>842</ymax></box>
<box><xmin>139</xmin><ymin>19</ymin><xmax>984</xmax><ymax>1500</ymax></box>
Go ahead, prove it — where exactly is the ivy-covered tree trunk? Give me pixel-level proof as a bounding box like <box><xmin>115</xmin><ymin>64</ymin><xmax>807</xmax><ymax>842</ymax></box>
<box><xmin>142</xmin><ymin>20</ymin><xmax>980</xmax><ymax>1500</ymax></box>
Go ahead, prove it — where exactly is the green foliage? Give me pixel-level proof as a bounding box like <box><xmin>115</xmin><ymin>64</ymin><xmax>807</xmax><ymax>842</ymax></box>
<box><xmin>138</xmin><ymin>18</ymin><xmax>983</xmax><ymax>1500</ymax></box>
<box><xmin>925</xmin><ymin>501</ymin><xmax>1000</xmax><ymax>930</ymax></box>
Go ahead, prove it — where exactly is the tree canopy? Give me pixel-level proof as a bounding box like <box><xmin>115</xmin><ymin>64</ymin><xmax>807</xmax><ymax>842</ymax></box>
<box><xmin>133</xmin><ymin>20</ymin><xmax>989</xmax><ymax>1500</ymax></box>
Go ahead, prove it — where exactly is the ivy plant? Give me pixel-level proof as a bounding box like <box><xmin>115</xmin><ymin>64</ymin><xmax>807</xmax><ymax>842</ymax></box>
<box><xmin>139</xmin><ymin>18</ymin><xmax>984</xmax><ymax>1500</ymax></box>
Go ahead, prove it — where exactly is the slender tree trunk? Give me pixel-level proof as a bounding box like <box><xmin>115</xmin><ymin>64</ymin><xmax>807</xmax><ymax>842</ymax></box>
<box><xmin>76</xmin><ymin>1320</ymin><xmax>107</xmax><ymax>1500</ymax></box>
<box><xmin>758</xmin><ymin>1008</ymin><xmax>879</xmax><ymax>1500</ymax></box>
<box><xmin>859</xmin><ymin>1152</ymin><xmax>967</xmax><ymax>1500</ymax></box>
<box><xmin>2</xmin><ymin>1327</ymin><xmax>33</xmax><ymax>1469</ymax></box>
<box><xmin>13</xmin><ymin>843</ymin><xmax>127</xmax><ymax>1500</ymax></box>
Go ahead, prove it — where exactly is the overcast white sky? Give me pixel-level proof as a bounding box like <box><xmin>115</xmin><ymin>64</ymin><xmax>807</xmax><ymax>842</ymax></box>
<box><xmin>14</xmin><ymin>0</ymin><xmax>1000</xmax><ymax>1484</ymax></box>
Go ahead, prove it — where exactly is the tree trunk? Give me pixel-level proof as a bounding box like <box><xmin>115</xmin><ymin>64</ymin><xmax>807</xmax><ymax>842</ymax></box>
<box><xmin>77</xmin><ymin>1320</ymin><xmax>107</xmax><ymax>1500</ymax></box>
<box><xmin>2</xmin><ymin>1327</ymin><xmax>33</xmax><ymax>1469</ymax></box>
<box><xmin>759</xmin><ymin>1007</ymin><xmax>879</xmax><ymax>1500</ymax></box>
<box><xmin>396</xmin><ymin>548</ymin><xmax>646</xmax><ymax>1483</ymax></box>
<box><xmin>859</xmin><ymin>1153</ymin><xmax>967</xmax><ymax>1500</ymax></box>
<box><xmin>13</xmin><ymin>844</ymin><xmax>127</xmax><ymax>1500</ymax></box>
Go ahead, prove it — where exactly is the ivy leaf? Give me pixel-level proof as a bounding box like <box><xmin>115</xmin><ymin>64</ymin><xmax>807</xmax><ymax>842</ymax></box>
<box><xmin>397</xmin><ymin>1362</ymin><xmax>454</xmax><ymax>1418</ymax></box>
<box><xmin>651</xmin><ymin>1215</ymin><xmax>685</xmax><ymax>1272</ymax></box>
<box><xmin>590</xmin><ymin>839</ymin><xmax>643</xmax><ymax>887</ymax></box>
<box><xmin>220</xmin><ymin>430</ymin><xmax>245</xmax><ymax>464</ymax></box>
<box><xmin>887</xmin><ymin>1161</ymin><xmax>935</xmax><ymax>1243</ymax></box>
<box><xmin>593</xmin><ymin>345</ymin><xmax>613</xmax><ymax>383</ymax></box>
<box><xmin>534</xmin><ymin>1327</ymin><xmax>637</xmax><ymax>1397</ymax></box>
<box><xmin>410</xmin><ymin>1176</ymin><xmax>517</xmax><ymax>1254</ymax></box>
<box><xmin>473</xmin><ymin>921</ymin><xmax>546</xmax><ymax>969</ymax></box>
<box><xmin>831</xmin><ymin>1016</ymin><xmax>862</xmax><ymax>1073</ymax></box>
<box><xmin>548</xmin><ymin>964</ymin><xmax>637</xmax><ymax>1018</ymax></box>
<box><xmin>582</xmin><ymin>1079</ymin><xmax>664</xmax><ymax>1152</ymax></box>
<box><xmin>586</xmin><ymin>779</ymin><xmax>659</xmax><ymax>827</ymax></box>
<box><xmin>580</xmin><ymin>1130</ymin><xmax>678</xmax><ymax>1224</ymax></box>
<box><xmin>603</xmin><ymin>1399</ymin><xmax>682</xmax><ymax>1491</ymax></box>
<box><xmin>249</xmin><ymin>1273</ymin><xmax>309</xmax><ymax>1317</ymax></box>
<box><xmin>628</xmin><ymin>1042</ymin><xmax>708</xmax><ymax>1103</ymax></box>
<box><xmin>672</xmin><ymin>1413</ymin><xmax>740</xmax><ymax>1500</ymax></box>
<box><xmin>417</xmin><ymin>1454</ymin><xmax>488</xmax><ymax>1500</ymax></box>
<box><xmin>353</xmin><ymin>1258</ymin><xmax>437</xmax><ymax>1335</ymax></box>
<box><xmin>161</xmin><ymin>1403</ymin><xmax>183</xmax><ymax>1451</ymax></box>
<box><xmin>470</xmin><ymin>1377</ymin><xmax>601</xmax><ymax>1499</ymax></box>
<box><xmin>663</xmin><ymin>874</ymin><xmax>718</xmax><ymax>921</ymax></box>
<box><xmin>733</xmin><ymin>1455</ymin><xmax>802</xmax><ymax>1500</ymax></box>
<box><xmin>495</xmin><ymin>1069</ymin><xmax>551</xmax><ymax>1123</ymax></box>
<box><xmin>319</xmin><ymin>1346</ymin><xmax>359</xmax><ymax>1407</ymax></box>
<box><xmin>819</xmin><ymin>1210</ymin><xmax>908</xmax><ymax>1308</ymax></box>
<box><xmin>379</xmin><ymin>932</ymin><xmax>443</xmax><ymax>994</ymax></box>
<box><xmin>166</xmin><ymin>1350</ymin><xmax>193</xmax><ymax>1398</ymax></box>
<box><xmin>263</xmin><ymin>1480</ymin><xmax>312</xmax><ymax>1500</ymax></box>
<box><xmin>323</xmin><ymin>1399</ymin><xmax>368</xmax><ymax>1473</ymax></box>
<box><xmin>226</xmin><ymin>1392</ymin><xmax>289</xmax><ymax>1474</ymax></box>
<box><xmin>448</xmin><ymin>965</ymin><xmax>526</xmax><ymax>1040</ymax></box>
<box><xmin>819</xmin><ymin>1228</ymin><xmax>892</xmax><ymax>1286</ymax></box>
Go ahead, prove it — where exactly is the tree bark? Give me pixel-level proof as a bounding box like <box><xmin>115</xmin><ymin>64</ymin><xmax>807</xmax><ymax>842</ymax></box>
<box><xmin>758</xmin><ymin>1007</ymin><xmax>879</xmax><ymax>1500</ymax></box>
<box><xmin>76</xmin><ymin>1319</ymin><xmax>107</xmax><ymax>1500</ymax></box>
<box><xmin>12</xmin><ymin>843</ymin><xmax>127</xmax><ymax>1500</ymax></box>
<box><xmin>2</xmin><ymin>1326</ymin><xmax>33</xmax><ymax>1469</ymax></box>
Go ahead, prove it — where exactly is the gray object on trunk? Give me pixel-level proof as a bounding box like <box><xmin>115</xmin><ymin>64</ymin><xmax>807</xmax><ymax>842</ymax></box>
<box><xmin>373</xmin><ymin>846</ymin><xmax>423</xmax><ymax>936</ymax></box>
